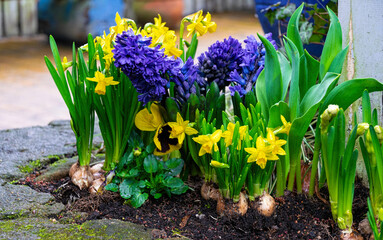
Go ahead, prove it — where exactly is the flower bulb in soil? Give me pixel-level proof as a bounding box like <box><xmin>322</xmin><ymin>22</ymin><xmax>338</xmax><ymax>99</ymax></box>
<box><xmin>255</xmin><ymin>191</ymin><xmax>276</xmax><ymax>217</ymax></box>
<box><xmin>89</xmin><ymin>178</ymin><xmax>105</xmax><ymax>194</ymax></box>
<box><xmin>69</xmin><ymin>162</ymin><xmax>79</xmax><ymax>178</ymax></box>
<box><xmin>216</xmin><ymin>192</ymin><xmax>248</xmax><ymax>217</ymax></box>
<box><xmin>71</xmin><ymin>165</ymin><xmax>94</xmax><ymax>190</ymax></box>
<box><xmin>90</xmin><ymin>163</ymin><xmax>104</xmax><ymax>174</ymax></box>
<box><xmin>201</xmin><ymin>181</ymin><xmax>220</xmax><ymax>200</ymax></box>
<box><xmin>340</xmin><ymin>229</ymin><xmax>363</xmax><ymax>240</ymax></box>
<box><xmin>90</xmin><ymin>163</ymin><xmax>105</xmax><ymax>180</ymax></box>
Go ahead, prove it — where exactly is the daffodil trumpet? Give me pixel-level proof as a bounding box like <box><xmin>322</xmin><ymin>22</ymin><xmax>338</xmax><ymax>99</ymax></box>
<box><xmin>320</xmin><ymin>107</ymin><xmax>364</xmax><ymax>231</ymax></box>
<box><xmin>45</xmin><ymin>36</ymin><xmax>96</xmax><ymax>190</ymax></box>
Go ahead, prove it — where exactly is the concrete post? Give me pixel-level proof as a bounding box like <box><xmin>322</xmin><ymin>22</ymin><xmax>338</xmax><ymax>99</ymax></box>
<box><xmin>338</xmin><ymin>0</ymin><xmax>383</xmax><ymax>185</ymax></box>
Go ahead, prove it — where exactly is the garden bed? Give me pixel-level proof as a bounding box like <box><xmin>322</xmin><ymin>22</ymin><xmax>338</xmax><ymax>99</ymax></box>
<box><xmin>21</xmin><ymin>174</ymin><xmax>369</xmax><ymax>239</ymax></box>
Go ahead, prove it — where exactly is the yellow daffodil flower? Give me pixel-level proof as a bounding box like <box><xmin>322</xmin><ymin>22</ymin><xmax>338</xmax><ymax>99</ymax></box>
<box><xmin>86</xmin><ymin>71</ymin><xmax>119</xmax><ymax>95</ymax></box>
<box><xmin>279</xmin><ymin>115</ymin><xmax>291</xmax><ymax>135</ymax></box>
<box><xmin>168</xmin><ymin>112</ymin><xmax>198</xmax><ymax>145</ymax></box>
<box><xmin>61</xmin><ymin>56</ymin><xmax>72</xmax><ymax>71</ymax></box>
<box><xmin>266</xmin><ymin>129</ymin><xmax>287</xmax><ymax>156</ymax></box>
<box><xmin>193</xmin><ymin>130</ymin><xmax>222</xmax><ymax>156</ymax></box>
<box><xmin>202</xmin><ymin>12</ymin><xmax>217</xmax><ymax>33</ymax></box>
<box><xmin>186</xmin><ymin>11</ymin><xmax>208</xmax><ymax>37</ymax></box>
<box><xmin>109</xmin><ymin>12</ymin><xmax>125</xmax><ymax>37</ymax></box>
<box><xmin>161</xmin><ymin>31</ymin><xmax>183</xmax><ymax>58</ymax></box>
<box><xmin>222</xmin><ymin>122</ymin><xmax>252</xmax><ymax>150</ymax></box>
<box><xmin>245</xmin><ymin>136</ymin><xmax>278</xmax><ymax>169</ymax></box>
<box><xmin>103</xmin><ymin>51</ymin><xmax>114</xmax><ymax>70</ymax></box>
<box><xmin>210</xmin><ymin>160</ymin><xmax>229</xmax><ymax>169</ymax></box>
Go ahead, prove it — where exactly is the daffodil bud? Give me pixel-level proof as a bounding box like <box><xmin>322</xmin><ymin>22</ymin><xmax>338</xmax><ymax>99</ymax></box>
<box><xmin>210</xmin><ymin>160</ymin><xmax>229</xmax><ymax>168</ymax></box>
<box><xmin>357</xmin><ymin>123</ymin><xmax>369</xmax><ymax>136</ymax></box>
<box><xmin>374</xmin><ymin>125</ymin><xmax>383</xmax><ymax>144</ymax></box>
<box><xmin>379</xmin><ymin>208</ymin><xmax>383</xmax><ymax>222</ymax></box>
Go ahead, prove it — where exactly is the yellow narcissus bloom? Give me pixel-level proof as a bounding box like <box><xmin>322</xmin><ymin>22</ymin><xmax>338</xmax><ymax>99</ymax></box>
<box><xmin>279</xmin><ymin>115</ymin><xmax>291</xmax><ymax>135</ymax></box>
<box><xmin>161</xmin><ymin>31</ymin><xmax>183</xmax><ymax>58</ymax></box>
<box><xmin>245</xmin><ymin>136</ymin><xmax>279</xmax><ymax>169</ymax></box>
<box><xmin>86</xmin><ymin>71</ymin><xmax>119</xmax><ymax>95</ymax></box>
<box><xmin>202</xmin><ymin>12</ymin><xmax>217</xmax><ymax>33</ymax></box>
<box><xmin>61</xmin><ymin>56</ymin><xmax>72</xmax><ymax>71</ymax></box>
<box><xmin>186</xmin><ymin>10</ymin><xmax>208</xmax><ymax>37</ymax></box>
<box><xmin>222</xmin><ymin>122</ymin><xmax>252</xmax><ymax>150</ymax></box>
<box><xmin>193</xmin><ymin>130</ymin><xmax>222</xmax><ymax>156</ymax></box>
<box><xmin>266</xmin><ymin>129</ymin><xmax>287</xmax><ymax>156</ymax></box>
<box><xmin>168</xmin><ymin>112</ymin><xmax>198</xmax><ymax>145</ymax></box>
<box><xmin>109</xmin><ymin>12</ymin><xmax>125</xmax><ymax>37</ymax></box>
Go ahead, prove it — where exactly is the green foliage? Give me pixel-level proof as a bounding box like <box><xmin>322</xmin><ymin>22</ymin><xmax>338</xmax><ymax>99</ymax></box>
<box><xmin>367</xmin><ymin>198</ymin><xmax>383</xmax><ymax>240</ymax></box>
<box><xmin>320</xmin><ymin>108</ymin><xmax>360</xmax><ymax>230</ymax></box>
<box><xmin>359</xmin><ymin>92</ymin><xmax>383</xmax><ymax>221</ymax></box>
<box><xmin>19</xmin><ymin>160</ymin><xmax>42</xmax><ymax>173</ymax></box>
<box><xmin>258</xmin><ymin>3</ymin><xmax>383</xmax><ymax>197</ymax></box>
<box><xmin>105</xmin><ymin>133</ymin><xmax>189</xmax><ymax>208</ymax></box>
<box><xmin>91</xmin><ymin>38</ymin><xmax>141</xmax><ymax>171</ymax></box>
<box><xmin>45</xmin><ymin>36</ymin><xmax>95</xmax><ymax>167</ymax></box>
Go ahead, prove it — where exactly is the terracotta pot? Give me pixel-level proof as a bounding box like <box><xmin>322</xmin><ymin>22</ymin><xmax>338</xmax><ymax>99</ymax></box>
<box><xmin>133</xmin><ymin>0</ymin><xmax>184</xmax><ymax>28</ymax></box>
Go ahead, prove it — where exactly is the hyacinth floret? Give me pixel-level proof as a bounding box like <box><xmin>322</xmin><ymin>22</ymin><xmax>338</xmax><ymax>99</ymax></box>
<box><xmin>197</xmin><ymin>36</ymin><xmax>244</xmax><ymax>91</ymax></box>
<box><xmin>172</xmin><ymin>57</ymin><xmax>201</xmax><ymax>104</ymax></box>
<box><xmin>228</xmin><ymin>33</ymin><xmax>277</xmax><ymax>97</ymax></box>
<box><xmin>113</xmin><ymin>29</ymin><xmax>182</xmax><ymax>105</ymax></box>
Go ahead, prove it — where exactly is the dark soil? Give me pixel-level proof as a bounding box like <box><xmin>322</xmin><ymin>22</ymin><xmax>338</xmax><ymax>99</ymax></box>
<box><xmin>21</xmin><ymin>174</ymin><xmax>370</xmax><ymax>240</ymax></box>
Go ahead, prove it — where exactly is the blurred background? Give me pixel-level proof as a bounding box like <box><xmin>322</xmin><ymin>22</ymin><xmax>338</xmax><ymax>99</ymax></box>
<box><xmin>0</xmin><ymin>0</ymin><xmax>333</xmax><ymax>130</ymax></box>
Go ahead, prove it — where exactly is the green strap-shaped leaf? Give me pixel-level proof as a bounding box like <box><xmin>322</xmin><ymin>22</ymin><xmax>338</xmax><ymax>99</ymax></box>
<box><xmin>286</xmin><ymin>3</ymin><xmax>304</xmax><ymax>56</ymax></box>
<box><xmin>304</xmin><ymin>50</ymin><xmax>319</xmax><ymax>91</ymax></box>
<box><xmin>284</xmin><ymin>37</ymin><xmax>300</xmax><ymax>121</ymax></box>
<box><xmin>186</xmin><ymin>33</ymin><xmax>198</xmax><ymax>60</ymax></box>
<box><xmin>277</xmin><ymin>52</ymin><xmax>292</xmax><ymax>101</ymax></box>
<box><xmin>359</xmin><ymin>138</ymin><xmax>372</xmax><ymax>185</ymax></box>
<box><xmin>268</xmin><ymin>101</ymin><xmax>290</xmax><ymax>128</ymax></box>
<box><xmin>258</xmin><ymin>33</ymin><xmax>283</xmax><ymax>108</ymax></box>
<box><xmin>327</xmin><ymin>45</ymin><xmax>349</xmax><ymax>75</ymax></box>
<box><xmin>320</xmin><ymin>78</ymin><xmax>383</xmax><ymax>113</ymax></box>
<box><xmin>369</xmin><ymin>126</ymin><xmax>383</xmax><ymax>192</ymax></box>
<box><xmin>255</xmin><ymin>70</ymin><xmax>269</xmax><ymax>121</ymax></box>
<box><xmin>319</xmin><ymin>7</ymin><xmax>342</xmax><ymax>81</ymax></box>
<box><xmin>362</xmin><ymin>90</ymin><xmax>372</xmax><ymax>123</ymax></box>
<box><xmin>300</xmin><ymin>72</ymin><xmax>340</xmax><ymax>117</ymax></box>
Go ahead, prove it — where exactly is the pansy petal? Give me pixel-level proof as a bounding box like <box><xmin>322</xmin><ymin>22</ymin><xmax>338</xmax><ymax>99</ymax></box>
<box><xmin>135</xmin><ymin>108</ymin><xmax>157</xmax><ymax>131</ymax></box>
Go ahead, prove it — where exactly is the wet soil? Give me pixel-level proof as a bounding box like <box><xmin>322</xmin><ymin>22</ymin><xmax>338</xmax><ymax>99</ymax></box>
<box><xmin>20</xmin><ymin>173</ymin><xmax>370</xmax><ymax>240</ymax></box>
